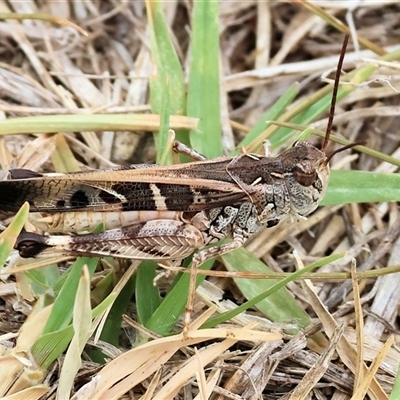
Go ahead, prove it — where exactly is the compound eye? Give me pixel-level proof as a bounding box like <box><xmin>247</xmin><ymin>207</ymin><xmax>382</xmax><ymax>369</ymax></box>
<box><xmin>292</xmin><ymin>165</ymin><xmax>316</xmax><ymax>187</ymax></box>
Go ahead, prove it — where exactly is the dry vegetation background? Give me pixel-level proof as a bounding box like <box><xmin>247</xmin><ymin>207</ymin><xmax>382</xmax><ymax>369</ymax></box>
<box><xmin>1</xmin><ymin>1</ymin><xmax>400</xmax><ymax>399</ymax></box>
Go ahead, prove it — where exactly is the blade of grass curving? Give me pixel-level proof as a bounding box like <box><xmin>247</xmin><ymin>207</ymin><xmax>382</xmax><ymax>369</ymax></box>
<box><xmin>187</xmin><ymin>0</ymin><xmax>222</xmax><ymax>158</ymax></box>
<box><xmin>0</xmin><ymin>114</ymin><xmax>198</xmax><ymax>135</ymax></box>
<box><xmin>23</xmin><ymin>265</ymin><xmax>60</xmax><ymax>294</ymax></box>
<box><xmin>203</xmin><ymin>250</ymin><xmax>343</xmax><ymax>330</ymax></box>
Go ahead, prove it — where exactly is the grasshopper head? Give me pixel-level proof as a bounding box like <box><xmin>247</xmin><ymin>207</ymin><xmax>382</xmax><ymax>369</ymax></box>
<box><xmin>282</xmin><ymin>140</ymin><xmax>330</xmax><ymax>218</ymax></box>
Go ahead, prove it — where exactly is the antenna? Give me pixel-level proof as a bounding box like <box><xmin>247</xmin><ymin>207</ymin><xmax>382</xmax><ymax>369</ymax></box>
<box><xmin>321</xmin><ymin>33</ymin><xmax>349</xmax><ymax>153</ymax></box>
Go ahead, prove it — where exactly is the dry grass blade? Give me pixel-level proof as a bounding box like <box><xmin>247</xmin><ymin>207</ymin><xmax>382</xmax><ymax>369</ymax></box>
<box><xmin>298</xmin><ymin>256</ymin><xmax>388</xmax><ymax>398</ymax></box>
<box><xmin>288</xmin><ymin>324</ymin><xmax>345</xmax><ymax>400</ymax></box>
<box><xmin>73</xmin><ymin>326</ymin><xmax>281</xmax><ymax>399</ymax></box>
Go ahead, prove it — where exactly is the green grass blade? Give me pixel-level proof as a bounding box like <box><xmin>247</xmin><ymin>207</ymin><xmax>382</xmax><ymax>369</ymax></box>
<box><xmin>145</xmin><ymin>259</ymin><xmax>214</xmax><ymax>335</ymax></box>
<box><xmin>187</xmin><ymin>0</ymin><xmax>221</xmax><ymax>158</ymax></box>
<box><xmin>204</xmin><ymin>250</ymin><xmax>343</xmax><ymax>331</ymax></box>
<box><xmin>390</xmin><ymin>364</ymin><xmax>400</xmax><ymax>400</ymax></box>
<box><xmin>99</xmin><ymin>273</ymin><xmax>137</xmax><ymax>347</ymax></box>
<box><xmin>43</xmin><ymin>257</ymin><xmax>99</xmax><ymax>334</ymax></box>
<box><xmin>155</xmin><ymin>80</ymin><xmax>173</xmax><ymax>165</ymax></box>
<box><xmin>135</xmin><ymin>261</ymin><xmax>162</xmax><ymax>326</ymax></box>
<box><xmin>0</xmin><ymin>114</ymin><xmax>198</xmax><ymax>135</ymax></box>
<box><xmin>146</xmin><ymin>0</ymin><xmax>185</xmax><ymax>116</ymax></box>
<box><xmin>23</xmin><ymin>265</ymin><xmax>60</xmax><ymax>294</ymax></box>
<box><xmin>322</xmin><ymin>170</ymin><xmax>400</xmax><ymax>205</ymax></box>
<box><xmin>32</xmin><ymin>325</ymin><xmax>74</xmax><ymax>370</ymax></box>
<box><xmin>146</xmin><ymin>0</ymin><xmax>186</xmax><ymax>161</ymax></box>
<box><xmin>51</xmin><ymin>133</ymin><xmax>80</xmax><ymax>173</ymax></box>
<box><xmin>0</xmin><ymin>202</ymin><xmax>29</xmax><ymax>267</ymax></box>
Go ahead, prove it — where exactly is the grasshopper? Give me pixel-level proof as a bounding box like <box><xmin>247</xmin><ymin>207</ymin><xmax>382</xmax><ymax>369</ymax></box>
<box><xmin>0</xmin><ymin>35</ymin><xmax>350</xmax><ymax>335</ymax></box>
<box><xmin>0</xmin><ymin>139</ymin><xmax>330</xmax><ymax>259</ymax></box>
